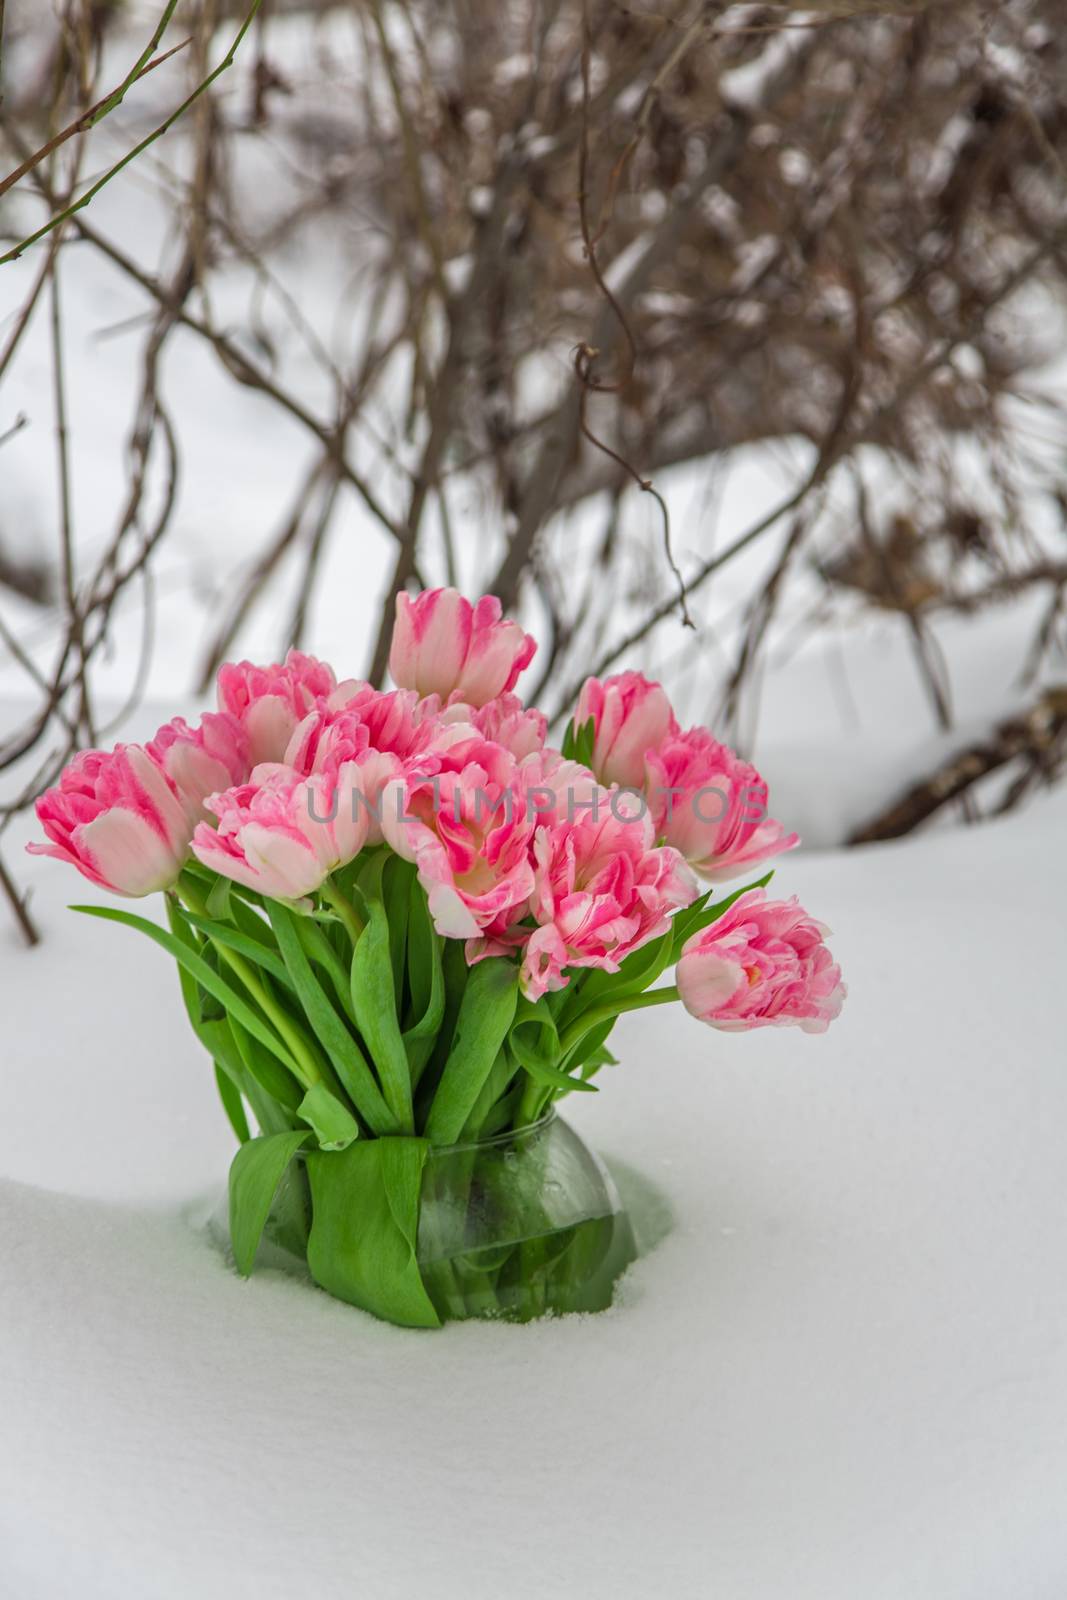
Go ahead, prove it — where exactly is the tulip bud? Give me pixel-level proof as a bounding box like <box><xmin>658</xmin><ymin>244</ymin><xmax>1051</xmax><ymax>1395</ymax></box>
<box><xmin>388</xmin><ymin>588</ymin><xmax>535</xmax><ymax>707</ymax></box>
<box><xmin>28</xmin><ymin>745</ymin><xmax>193</xmax><ymax>896</ymax></box>
<box><xmin>678</xmin><ymin>890</ymin><xmax>845</xmax><ymax>1033</ymax></box>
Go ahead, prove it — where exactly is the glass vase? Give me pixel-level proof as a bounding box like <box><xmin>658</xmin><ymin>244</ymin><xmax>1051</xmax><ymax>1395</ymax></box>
<box><xmin>416</xmin><ymin>1112</ymin><xmax>637</xmax><ymax>1323</ymax></box>
<box><xmin>225</xmin><ymin>1112</ymin><xmax>638</xmax><ymax>1325</ymax></box>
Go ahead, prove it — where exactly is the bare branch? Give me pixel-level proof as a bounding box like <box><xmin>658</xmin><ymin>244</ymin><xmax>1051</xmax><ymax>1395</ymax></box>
<box><xmin>1</xmin><ymin>1</ymin><xmax>262</xmax><ymax>265</ymax></box>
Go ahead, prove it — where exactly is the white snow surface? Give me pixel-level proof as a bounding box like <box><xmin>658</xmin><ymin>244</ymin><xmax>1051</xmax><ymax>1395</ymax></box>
<box><xmin>2</xmin><ymin>767</ymin><xmax>1067</xmax><ymax>1598</ymax></box>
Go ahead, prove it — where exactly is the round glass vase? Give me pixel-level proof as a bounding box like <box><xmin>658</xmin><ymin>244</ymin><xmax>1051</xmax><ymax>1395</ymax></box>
<box><xmin>416</xmin><ymin>1112</ymin><xmax>637</xmax><ymax>1323</ymax></box>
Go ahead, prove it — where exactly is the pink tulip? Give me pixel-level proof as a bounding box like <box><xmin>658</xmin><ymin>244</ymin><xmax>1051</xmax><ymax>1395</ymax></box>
<box><xmin>285</xmin><ymin>689</ymin><xmax>430</xmax><ymax>771</ymax></box>
<box><xmin>677</xmin><ymin>890</ymin><xmax>845</xmax><ymax>1033</ymax></box>
<box><xmin>284</xmin><ymin>692</ymin><xmax>487</xmax><ymax>846</ymax></box>
<box><xmin>645</xmin><ymin>727</ymin><xmax>798</xmax><ymax>882</ymax></box>
<box><xmin>444</xmin><ymin>692</ymin><xmax>547</xmax><ymax>760</ymax></box>
<box><xmin>388</xmin><ymin>588</ymin><xmax>536</xmax><ymax>707</ymax></box>
<box><xmin>191</xmin><ymin>760</ymin><xmax>375</xmax><ymax>899</ymax></box>
<box><xmin>28</xmin><ymin>745</ymin><xmax>193</xmax><ymax>896</ymax></box>
<box><xmin>146</xmin><ymin>712</ymin><xmax>250</xmax><ymax>822</ymax></box>
<box><xmin>287</xmin><ymin>713</ymin><xmax>406</xmax><ymax>846</ymax></box>
<box><xmin>515</xmin><ymin>797</ymin><xmax>696</xmax><ymax>998</ymax></box>
<box><xmin>482</xmin><ymin>701</ymin><xmax>546</xmax><ymax>760</ymax></box>
<box><xmin>217</xmin><ymin>650</ymin><xmax>336</xmax><ymax>766</ymax></box>
<box><xmin>283</xmin><ymin>707</ymin><xmax>371</xmax><ymax>775</ymax></box>
<box><xmin>325</xmin><ymin>676</ymin><xmax>370</xmax><ymax>712</ymax></box>
<box><xmin>518</xmin><ymin>748</ymin><xmax>602</xmax><ymax>825</ymax></box>
<box><xmin>381</xmin><ymin>742</ymin><xmax>535</xmax><ymax>939</ymax></box>
<box><xmin>574</xmin><ymin>672</ymin><xmax>679</xmax><ymax>789</ymax></box>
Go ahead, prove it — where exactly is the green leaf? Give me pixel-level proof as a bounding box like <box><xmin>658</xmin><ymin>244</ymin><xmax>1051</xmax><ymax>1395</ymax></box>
<box><xmin>580</xmin><ymin>1043</ymin><xmax>618</xmax><ymax>1081</ymax></box>
<box><xmin>461</xmin><ymin>1041</ymin><xmax>521</xmax><ymax>1137</ymax></box>
<box><xmin>183</xmin><ymin>867</ymin><xmax>271</xmax><ymax>933</ymax></box>
<box><xmin>558</xmin><ymin>925</ymin><xmax>674</xmax><ymax>1029</ymax></box>
<box><xmin>565</xmin><ymin>1016</ymin><xmax>617</xmax><ymax>1073</ymax></box>
<box><xmin>425</xmin><ymin>958</ymin><xmax>519</xmax><ymax>1147</ymax></box>
<box><xmin>180</xmin><ymin>908</ymin><xmax>295</xmax><ymax>991</ymax></box>
<box><xmin>298</xmin><ymin>1084</ymin><xmax>360</xmax><ymax>1151</ymax></box>
<box><xmin>561</xmin><ymin>714</ymin><xmax>597</xmax><ymax>768</ymax></box>
<box><xmin>267</xmin><ymin>901</ymin><xmax>396</xmax><ymax>1136</ymax></box>
<box><xmin>228</xmin><ymin>1130</ymin><xmax>310</xmax><ymax>1276</ymax></box>
<box><xmin>228</xmin><ymin>1014</ymin><xmax>303</xmax><ymax>1112</ymax></box>
<box><xmin>166</xmin><ymin>893</ymin><xmax>213</xmax><ymax>1023</ymax></box>
<box><xmin>510</xmin><ymin>993</ymin><xmax>602</xmax><ymax>1101</ymax></box>
<box><xmin>305</xmin><ymin>1138</ymin><xmax>440</xmax><ymax>1328</ymax></box>
<box><xmin>164</xmin><ymin>896</ymin><xmax>301</xmax><ymax>1125</ymax></box>
<box><xmin>349</xmin><ymin>858</ymin><xmax>414</xmax><ymax>1131</ymax></box>
<box><xmin>215</xmin><ymin>1062</ymin><xmax>250</xmax><ymax>1143</ymax></box>
<box><xmin>433</xmin><ymin>936</ymin><xmax>469</xmax><ymax>1061</ymax></box>
<box><xmin>666</xmin><ymin>889</ymin><xmax>713</xmax><ymax>953</ymax></box>
<box><xmin>475</xmin><ymin>1085</ymin><xmax>522</xmax><ymax>1139</ymax></box>
<box><xmin>227</xmin><ymin>893</ymin><xmax>277</xmax><ymax>947</ymax></box>
<box><xmin>293</xmin><ymin>912</ymin><xmax>357</xmax><ymax>1025</ymax></box>
<box><xmin>177</xmin><ymin>859</ymin><xmax>217</xmax><ymax>890</ymax></box>
<box><xmin>200</xmin><ymin>1018</ymin><xmax>247</xmax><ymax>1090</ymax></box>
<box><xmin>402</xmin><ymin>875</ymin><xmax>445</xmax><ymax>1079</ymax></box>
<box><xmin>414</xmin><ymin>938</ymin><xmax>470</xmax><ymax>1124</ymax></box>
<box><xmin>509</xmin><ymin>994</ymin><xmax>561</xmax><ymax>1068</ymax></box>
<box><xmin>209</xmin><ymin>1023</ymin><xmax>295</xmax><ymax>1135</ymax></box>
<box><xmin>74</xmin><ymin>903</ymin><xmax>302</xmax><ymax>1077</ymax></box>
<box><xmin>168</xmin><ymin>911</ymin><xmax>294</xmax><ymax>1134</ymax></box>
<box><xmin>517</xmin><ymin>1055</ymin><xmax>598</xmax><ymax>1095</ymax></box>
<box><xmin>381</xmin><ymin>853</ymin><xmax>415</xmax><ymax>1006</ymax></box>
<box><xmin>205</xmin><ymin>873</ymin><xmax>234</xmax><ymax>921</ymax></box>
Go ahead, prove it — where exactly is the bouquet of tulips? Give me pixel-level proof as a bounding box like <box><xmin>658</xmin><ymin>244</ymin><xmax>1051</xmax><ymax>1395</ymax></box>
<box><xmin>29</xmin><ymin>588</ymin><xmax>844</xmax><ymax>1325</ymax></box>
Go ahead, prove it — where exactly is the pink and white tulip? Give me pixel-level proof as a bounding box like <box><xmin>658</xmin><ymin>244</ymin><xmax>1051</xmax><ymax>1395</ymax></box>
<box><xmin>296</xmin><ymin>735</ymin><xmax>408</xmax><ymax>847</ymax></box>
<box><xmin>381</xmin><ymin>744</ymin><xmax>535</xmax><ymax>939</ymax></box>
<box><xmin>217</xmin><ymin>650</ymin><xmax>336</xmax><ymax>766</ymax></box>
<box><xmin>146</xmin><ymin>712</ymin><xmax>250</xmax><ymax>822</ymax></box>
<box><xmin>444</xmin><ymin>692</ymin><xmax>547</xmax><ymax>760</ymax></box>
<box><xmin>516</xmin><ymin>799</ymin><xmax>696</xmax><ymax>998</ymax></box>
<box><xmin>285</xmin><ymin>689</ymin><xmax>432</xmax><ymax>772</ymax></box>
<box><xmin>28</xmin><ymin>745</ymin><xmax>193</xmax><ymax>896</ymax></box>
<box><xmin>677</xmin><ymin>890</ymin><xmax>845</xmax><ymax>1033</ymax></box>
<box><xmin>191</xmin><ymin>760</ymin><xmax>375</xmax><ymax>899</ymax></box>
<box><xmin>388</xmin><ymin>588</ymin><xmax>536</xmax><ymax>707</ymax></box>
<box><xmin>518</xmin><ymin>748</ymin><xmax>602</xmax><ymax>826</ymax></box>
<box><xmin>645</xmin><ymin>727</ymin><xmax>798</xmax><ymax>882</ymax></box>
<box><xmin>574</xmin><ymin>672</ymin><xmax>678</xmax><ymax>789</ymax></box>
<box><xmin>285</xmin><ymin>693</ymin><xmax>485</xmax><ymax>845</ymax></box>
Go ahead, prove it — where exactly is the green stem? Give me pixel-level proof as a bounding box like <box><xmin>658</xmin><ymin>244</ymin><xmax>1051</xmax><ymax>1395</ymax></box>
<box><xmin>88</xmin><ymin>2</ymin><xmax>183</xmax><ymax>129</ymax></box>
<box><xmin>1</xmin><ymin>0</ymin><xmax>264</xmax><ymax>265</ymax></box>
<box><xmin>320</xmin><ymin>877</ymin><xmax>365</xmax><ymax>948</ymax></box>
<box><xmin>232</xmin><ymin>959</ymin><xmax>320</xmax><ymax>1086</ymax></box>
<box><xmin>177</xmin><ymin>878</ymin><xmax>321</xmax><ymax>1090</ymax></box>
<box><xmin>293</xmin><ymin>910</ymin><xmax>359</xmax><ymax>1025</ymax></box>
<box><xmin>0</xmin><ymin>21</ymin><xmax>189</xmax><ymax>206</ymax></box>
<box><xmin>516</xmin><ymin>1076</ymin><xmax>551</xmax><ymax>1130</ymax></box>
<box><xmin>514</xmin><ymin>987</ymin><xmax>682</xmax><ymax>1129</ymax></box>
<box><xmin>557</xmin><ymin>985</ymin><xmax>680</xmax><ymax>1059</ymax></box>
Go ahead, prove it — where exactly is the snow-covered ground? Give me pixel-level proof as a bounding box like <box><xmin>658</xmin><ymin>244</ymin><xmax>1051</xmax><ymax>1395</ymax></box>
<box><xmin>2</xmin><ymin>741</ymin><xmax>1066</xmax><ymax>1598</ymax></box>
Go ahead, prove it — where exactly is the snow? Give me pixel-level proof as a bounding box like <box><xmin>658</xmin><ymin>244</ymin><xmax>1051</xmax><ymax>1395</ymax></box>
<box><xmin>3</xmin><ymin>729</ymin><xmax>1067</xmax><ymax>1597</ymax></box>
<box><xmin>719</xmin><ymin>14</ymin><xmax>820</xmax><ymax>113</ymax></box>
<box><xmin>753</xmin><ymin>587</ymin><xmax>1059</xmax><ymax>845</ymax></box>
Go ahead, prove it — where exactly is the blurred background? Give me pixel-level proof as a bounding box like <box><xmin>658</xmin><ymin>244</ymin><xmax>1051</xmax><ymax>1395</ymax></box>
<box><xmin>2</xmin><ymin>0</ymin><xmax>1066</xmax><ymax>944</ymax></box>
